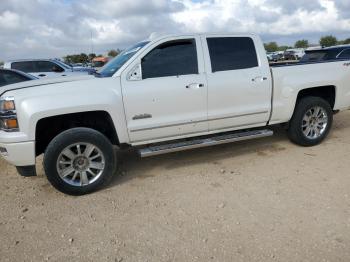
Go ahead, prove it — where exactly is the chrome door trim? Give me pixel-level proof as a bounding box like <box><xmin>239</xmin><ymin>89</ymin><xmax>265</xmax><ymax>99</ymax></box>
<box><xmin>129</xmin><ymin>110</ymin><xmax>269</xmax><ymax>132</ymax></box>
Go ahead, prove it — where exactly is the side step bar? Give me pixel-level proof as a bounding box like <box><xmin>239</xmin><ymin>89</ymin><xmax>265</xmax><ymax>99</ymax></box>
<box><xmin>138</xmin><ymin>129</ymin><xmax>273</xmax><ymax>158</ymax></box>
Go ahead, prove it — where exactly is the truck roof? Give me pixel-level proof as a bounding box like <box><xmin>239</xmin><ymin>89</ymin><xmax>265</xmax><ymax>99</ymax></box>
<box><xmin>149</xmin><ymin>32</ymin><xmax>259</xmax><ymax>42</ymax></box>
<box><xmin>5</xmin><ymin>58</ymin><xmax>63</xmax><ymax>64</ymax></box>
<box><xmin>306</xmin><ymin>44</ymin><xmax>350</xmax><ymax>52</ymax></box>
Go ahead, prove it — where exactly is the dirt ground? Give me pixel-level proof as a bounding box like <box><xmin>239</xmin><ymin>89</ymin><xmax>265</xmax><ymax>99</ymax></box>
<box><xmin>1</xmin><ymin>112</ymin><xmax>350</xmax><ymax>262</ymax></box>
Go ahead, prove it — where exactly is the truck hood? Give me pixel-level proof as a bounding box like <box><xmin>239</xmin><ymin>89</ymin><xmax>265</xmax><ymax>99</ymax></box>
<box><xmin>0</xmin><ymin>75</ymin><xmax>94</xmax><ymax>96</ymax></box>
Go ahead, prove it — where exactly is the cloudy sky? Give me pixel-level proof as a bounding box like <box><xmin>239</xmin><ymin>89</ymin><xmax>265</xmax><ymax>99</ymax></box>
<box><xmin>1</xmin><ymin>0</ymin><xmax>350</xmax><ymax>61</ymax></box>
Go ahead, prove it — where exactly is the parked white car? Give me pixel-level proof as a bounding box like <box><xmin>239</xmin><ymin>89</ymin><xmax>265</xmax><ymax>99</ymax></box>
<box><xmin>285</xmin><ymin>48</ymin><xmax>306</xmax><ymax>60</ymax></box>
<box><xmin>1</xmin><ymin>33</ymin><xmax>350</xmax><ymax>195</ymax></box>
<box><xmin>3</xmin><ymin>59</ymin><xmax>93</xmax><ymax>78</ymax></box>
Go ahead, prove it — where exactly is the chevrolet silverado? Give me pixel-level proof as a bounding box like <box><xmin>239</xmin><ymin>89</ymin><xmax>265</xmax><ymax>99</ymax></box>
<box><xmin>1</xmin><ymin>33</ymin><xmax>349</xmax><ymax>195</ymax></box>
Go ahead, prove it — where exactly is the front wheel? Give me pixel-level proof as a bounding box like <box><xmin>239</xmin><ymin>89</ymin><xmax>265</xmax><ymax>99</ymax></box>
<box><xmin>287</xmin><ymin>96</ymin><xmax>333</xmax><ymax>146</ymax></box>
<box><xmin>43</xmin><ymin>128</ymin><xmax>116</xmax><ymax>195</ymax></box>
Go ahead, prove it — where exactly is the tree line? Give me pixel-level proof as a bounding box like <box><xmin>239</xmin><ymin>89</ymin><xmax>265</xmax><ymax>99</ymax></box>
<box><xmin>63</xmin><ymin>49</ymin><xmax>121</xmax><ymax>64</ymax></box>
<box><xmin>264</xmin><ymin>35</ymin><xmax>350</xmax><ymax>52</ymax></box>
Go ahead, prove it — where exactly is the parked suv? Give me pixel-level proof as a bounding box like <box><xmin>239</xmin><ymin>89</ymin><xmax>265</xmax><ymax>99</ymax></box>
<box><xmin>300</xmin><ymin>45</ymin><xmax>350</xmax><ymax>63</ymax></box>
<box><xmin>3</xmin><ymin>59</ymin><xmax>92</xmax><ymax>78</ymax></box>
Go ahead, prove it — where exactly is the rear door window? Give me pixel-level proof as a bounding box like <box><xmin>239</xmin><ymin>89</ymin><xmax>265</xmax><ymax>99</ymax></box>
<box><xmin>11</xmin><ymin>61</ymin><xmax>35</xmax><ymax>73</ymax></box>
<box><xmin>206</xmin><ymin>37</ymin><xmax>258</xmax><ymax>72</ymax></box>
<box><xmin>34</xmin><ymin>61</ymin><xmax>64</xmax><ymax>72</ymax></box>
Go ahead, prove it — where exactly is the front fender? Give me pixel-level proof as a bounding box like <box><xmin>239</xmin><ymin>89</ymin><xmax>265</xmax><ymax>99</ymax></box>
<box><xmin>5</xmin><ymin>77</ymin><xmax>130</xmax><ymax>144</ymax></box>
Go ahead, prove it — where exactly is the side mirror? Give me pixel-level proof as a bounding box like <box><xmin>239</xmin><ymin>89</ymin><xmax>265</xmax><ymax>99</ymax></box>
<box><xmin>127</xmin><ymin>64</ymin><xmax>142</xmax><ymax>81</ymax></box>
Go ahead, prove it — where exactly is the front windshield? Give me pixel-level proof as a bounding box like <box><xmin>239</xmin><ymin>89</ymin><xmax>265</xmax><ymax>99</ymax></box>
<box><xmin>98</xmin><ymin>41</ymin><xmax>150</xmax><ymax>77</ymax></box>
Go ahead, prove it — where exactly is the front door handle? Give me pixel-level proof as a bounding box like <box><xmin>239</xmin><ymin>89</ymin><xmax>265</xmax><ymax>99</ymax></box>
<box><xmin>252</xmin><ymin>76</ymin><xmax>268</xmax><ymax>82</ymax></box>
<box><xmin>186</xmin><ymin>83</ymin><xmax>204</xmax><ymax>89</ymax></box>
<box><xmin>38</xmin><ymin>74</ymin><xmax>46</xmax><ymax>77</ymax></box>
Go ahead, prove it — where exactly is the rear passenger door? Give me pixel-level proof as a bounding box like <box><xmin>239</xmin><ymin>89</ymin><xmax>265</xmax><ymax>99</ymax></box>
<box><xmin>201</xmin><ymin>35</ymin><xmax>272</xmax><ymax>131</ymax></box>
<box><xmin>32</xmin><ymin>61</ymin><xmax>66</xmax><ymax>78</ymax></box>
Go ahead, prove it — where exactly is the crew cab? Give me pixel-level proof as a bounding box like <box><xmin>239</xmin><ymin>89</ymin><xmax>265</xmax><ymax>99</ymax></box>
<box><xmin>1</xmin><ymin>33</ymin><xmax>350</xmax><ymax>195</ymax></box>
<box><xmin>3</xmin><ymin>59</ymin><xmax>94</xmax><ymax>78</ymax></box>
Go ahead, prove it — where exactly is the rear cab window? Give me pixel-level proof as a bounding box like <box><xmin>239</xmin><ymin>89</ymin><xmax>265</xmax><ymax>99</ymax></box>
<box><xmin>206</xmin><ymin>37</ymin><xmax>258</xmax><ymax>72</ymax></box>
<box><xmin>11</xmin><ymin>61</ymin><xmax>35</xmax><ymax>73</ymax></box>
<box><xmin>300</xmin><ymin>49</ymin><xmax>344</xmax><ymax>63</ymax></box>
<box><xmin>300</xmin><ymin>51</ymin><xmax>327</xmax><ymax>62</ymax></box>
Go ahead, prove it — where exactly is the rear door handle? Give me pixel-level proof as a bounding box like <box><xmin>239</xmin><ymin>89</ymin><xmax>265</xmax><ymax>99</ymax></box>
<box><xmin>186</xmin><ymin>83</ymin><xmax>204</xmax><ymax>89</ymax></box>
<box><xmin>38</xmin><ymin>74</ymin><xmax>46</xmax><ymax>77</ymax></box>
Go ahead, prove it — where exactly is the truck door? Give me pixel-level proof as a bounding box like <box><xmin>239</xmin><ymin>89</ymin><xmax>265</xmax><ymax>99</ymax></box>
<box><xmin>121</xmin><ymin>36</ymin><xmax>208</xmax><ymax>143</ymax></box>
<box><xmin>201</xmin><ymin>35</ymin><xmax>272</xmax><ymax>131</ymax></box>
<box><xmin>33</xmin><ymin>61</ymin><xmax>66</xmax><ymax>78</ymax></box>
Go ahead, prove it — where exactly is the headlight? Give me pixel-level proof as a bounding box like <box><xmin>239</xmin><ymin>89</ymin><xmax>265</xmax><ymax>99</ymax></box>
<box><xmin>0</xmin><ymin>96</ymin><xmax>19</xmax><ymax>131</ymax></box>
<box><xmin>0</xmin><ymin>97</ymin><xmax>16</xmax><ymax>111</ymax></box>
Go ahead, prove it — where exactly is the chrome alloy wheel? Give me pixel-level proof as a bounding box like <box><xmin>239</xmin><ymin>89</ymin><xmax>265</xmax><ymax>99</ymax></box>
<box><xmin>301</xmin><ymin>106</ymin><xmax>328</xmax><ymax>139</ymax></box>
<box><xmin>56</xmin><ymin>143</ymin><xmax>105</xmax><ymax>187</ymax></box>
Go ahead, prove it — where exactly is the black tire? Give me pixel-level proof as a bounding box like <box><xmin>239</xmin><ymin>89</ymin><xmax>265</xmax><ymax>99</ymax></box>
<box><xmin>287</xmin><ymin>96</ymin><xmax>333</xmax><ymax>146</ymax></box>
<box><xmin>43</xmin><ymin>127</ymin><xmax>116</xmax><ymax>195</ymax></box>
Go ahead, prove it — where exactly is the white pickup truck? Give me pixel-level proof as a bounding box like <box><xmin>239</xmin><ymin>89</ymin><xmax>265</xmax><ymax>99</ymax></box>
<box><xmin>1</xmin><ymin>33</ymin><xmax>350</xmax><ymax>195</ymax></box>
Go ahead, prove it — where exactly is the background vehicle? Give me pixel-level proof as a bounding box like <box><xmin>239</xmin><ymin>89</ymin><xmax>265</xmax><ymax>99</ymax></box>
<box><xmin>267</xmin><ymin>52</ymin><xmax>282</xmax><ymax>62</ymax></box>
<box><xmin>284</xmin><ymin>49</ymin><xmax>305</xmax><ymax>60</ymax></box>
<box><xmin>267</xmin><ymin>52</ymin><xmax>277</xmax><ymax>62</ymax></box>
<box><xmin>70</xmin><ymin>62</ymin><xmax>95</xmax><ymax>73</ymax></box>
<box><xmin>92</xmin><ymin>57</ymin><xmax>109</xmax><ymax>69</ymax></box>
<box><xmin>3</xmin><ymin>59</ymin><xmax>93</xmax><ymax>78</ymax></box>
<box><xmin>283</xmin><ymin>50</ymin><xmax>297</xmax><ymax>60</ymax></box>
<box><xmin>0</xmin><ymin>33</ymin><xmax>349</xmax><ymax>195</ymax></box>
<box><xmin>0</xmin><ymin>69</ymin><xmax>37</xmax><ymax>87</ymax></box>
<box><xmin>290</xmin><ymin>48</ymin><xmax>305</xmax><ymax>59</ymax></box>
<box><xmin>71</xmin><ymin>63</ymin><xmax>84</xmax><ymax>67</ymax></box>
<box><xmin>300</xmin><ymin>45</ymin><xmax>350</xmax><ymax>63</ymax></box>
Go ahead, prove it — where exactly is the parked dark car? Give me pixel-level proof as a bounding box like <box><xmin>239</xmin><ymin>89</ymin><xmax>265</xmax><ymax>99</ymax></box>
<box><xmin>0</xmin><ymin>69</ymin><xmax>37</xmax><ymax>87</ymax></box>
<box><xmin>300</xmin><ymin>45</ymin><xmax>350</xmax><ymax>63</ymax></box>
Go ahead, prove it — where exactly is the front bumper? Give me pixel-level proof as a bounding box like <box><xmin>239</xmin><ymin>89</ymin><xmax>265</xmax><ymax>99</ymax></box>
<box><xmin>0</xmin><ymin>141</ymin><xmax>36</xmax><ymax>166</ymax></box>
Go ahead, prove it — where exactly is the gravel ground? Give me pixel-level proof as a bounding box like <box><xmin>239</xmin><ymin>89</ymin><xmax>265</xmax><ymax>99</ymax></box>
<box><xmin>1</xmin><ymin>111</ymin><xmax>350</xmax><ymax>262</ymax></box>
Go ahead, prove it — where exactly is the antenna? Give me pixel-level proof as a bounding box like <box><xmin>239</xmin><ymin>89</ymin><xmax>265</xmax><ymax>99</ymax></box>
<box><xmin>90</xmin><ymin>30</ymin><xmax>94</xmax><ymax>55</ymax></box>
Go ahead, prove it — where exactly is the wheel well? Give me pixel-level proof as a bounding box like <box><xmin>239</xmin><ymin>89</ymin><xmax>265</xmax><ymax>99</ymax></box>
<box><xmin>35</xmin><ymin>111</ymin><xmax>119</xmax><ymax>156</ymax></box>
<box><xmin>297</xmin><ymin>86</ymin><xmax>336</xmax><ymax>109</ymax></box>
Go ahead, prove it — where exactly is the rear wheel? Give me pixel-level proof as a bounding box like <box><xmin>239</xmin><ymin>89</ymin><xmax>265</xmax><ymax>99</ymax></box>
<box><xmin>287</xmin><ymin>96</ymin><xmax>333</xmax><ymax>146</ymax></box>
<box><xmin>43</xmin><ymin>128</ymin><xmax>116</xmax><ymax>195</ymax></box>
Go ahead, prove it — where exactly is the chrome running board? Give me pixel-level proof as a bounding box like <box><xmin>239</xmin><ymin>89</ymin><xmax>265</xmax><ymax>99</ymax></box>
<box><xmin>138</xmin><ymin>129</ymin><xmax>273</xmax><ymax>158</ymax></box>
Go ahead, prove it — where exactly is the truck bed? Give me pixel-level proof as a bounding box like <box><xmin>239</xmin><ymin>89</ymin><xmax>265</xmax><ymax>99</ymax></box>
<box><xmin>268</xmin><ymin>58</ymin><xmax>350</xmax><ymax>125</ymax></box>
